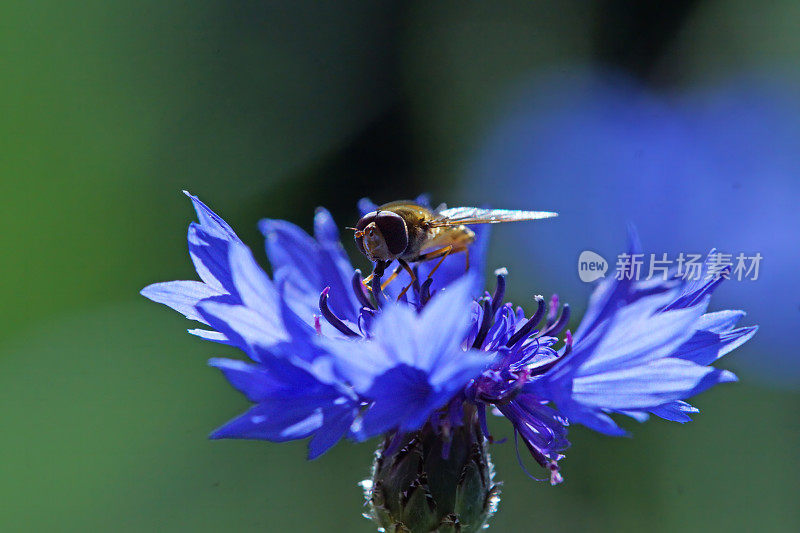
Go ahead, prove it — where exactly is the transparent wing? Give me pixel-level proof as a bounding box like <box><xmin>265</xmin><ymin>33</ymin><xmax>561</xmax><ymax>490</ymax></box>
<box><xmin>429</xmin><ymin>207</ymin><xmax>558</xmax><ymax>227</ymax></box>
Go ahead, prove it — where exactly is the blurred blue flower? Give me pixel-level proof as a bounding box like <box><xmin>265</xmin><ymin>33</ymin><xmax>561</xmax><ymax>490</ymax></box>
<box><xmin>464</xmin><ymin>69</ymin><xmax>800</xmax><ymax>384</ymax></box>
<box><xmin>141</xmin><ymin>192</ymin><xmax>755</xmax><ymax>484</ymax></box>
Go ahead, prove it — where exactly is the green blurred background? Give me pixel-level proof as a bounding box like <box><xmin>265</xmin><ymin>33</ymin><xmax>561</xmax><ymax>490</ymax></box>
<box><xmin>0</xmin><ymin>1</ymin><xmax>797</xmax><ymax>531</ymax></box>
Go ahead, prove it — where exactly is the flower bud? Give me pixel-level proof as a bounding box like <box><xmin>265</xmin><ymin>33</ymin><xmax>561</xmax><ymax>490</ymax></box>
<box><xmin>361</xmin><ymin>413</ymin><xmax>500</xmax><ymax>532</ymax></box>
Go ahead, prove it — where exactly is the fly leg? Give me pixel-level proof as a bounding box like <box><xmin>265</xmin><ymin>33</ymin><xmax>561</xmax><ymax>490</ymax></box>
<box><xmin>417</xmin><ymin>245</ymin><xmax>454</xmax><ymax>281</ymax></box>
<box><xmin>412</xmin><ymin>243</ymin><xmax>470</xmax><ymax>291</ymax></box>
<box><xmin>380</xmin><ymin>263</ymin><xmax>404</xmax><ymax>290</ymax></box>
<box><xmin>392</xmin><ymin>259</ymin><xmax>417</xmax><ymax>300</ymax></box>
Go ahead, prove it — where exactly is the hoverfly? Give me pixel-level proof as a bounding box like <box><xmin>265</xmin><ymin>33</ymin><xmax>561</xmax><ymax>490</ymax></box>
<box><xmin>353</xmin><ymin>201</ymin><xmax>557</xmax><ymax>298</ymax></box>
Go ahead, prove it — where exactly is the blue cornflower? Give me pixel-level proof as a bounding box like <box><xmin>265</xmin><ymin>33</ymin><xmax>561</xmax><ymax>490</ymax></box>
<box><xmin>529</xmin><ymin>232</ymin><xmax>757</xmax><ymax>438</ymax></box>
<box><xmin>142</xmin><ymin>192</ymin><xmax>755</xmax><ymax>528</ymax></box>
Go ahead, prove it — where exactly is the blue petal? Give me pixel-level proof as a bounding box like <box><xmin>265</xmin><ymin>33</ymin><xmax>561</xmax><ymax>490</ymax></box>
<box><xmin>693</xmin><ymin>309</ymin><xmax>747</xmax><ymax>332</ymax></box>
<box><xmin>359</xmin><ymin>364</ymin><xmax>436</xmax><ymax>437</ymax></box>
<box><xmin>662</xmin><ymin>251</ymin><xmax>729</xmax><ymax>311</ymax></box>
<box><xmin>497</xmin><ymin>393</ymin><xmax>569</xmax><ymax>463</ymax></box>
<box><xmin>313</xmin><ymin>207</ymin><xmax>344</xmax><ymax>247</ymax></box>
<box><xmin>140</xmin><ymin>280</ymin><xmax>224</xmax><ymax>322</ymax></box>
<box><xmin>318</xmin><ymin>338</ymin><xmax>386</xmax><ymax>392</ymax></box>
<box><xmin>187</xmin><ymin>223</ymin><xmax>239</xmax><ymax>295</ymax></box>
<box><xmin>180</xmin><ymin>193</ymin><xmax>246</xmax><ymax>296</ymax></box>
<box><xmin>617</xmin><ymin>410</ymin><xmax>650</xmax><ymax>423</ymax></box>
<box><xmin>328</xmin><ymin>275</ymin><xmax>485</xmax><ymax>390</ymax></box>
<box><xmin>184</xmin><ymin>190</ymin><xmax>241</xmax><ymax>243</ymax></box>
<box><xmin>210</xmin><ymin>403</ymin><xmax>323</xmax><ymax>441</ymax></box>
<box><xmin>574</xmin><ymin>230</ymin><xmax>679</xmax><ymax>343</ymax></box>
<box><xmin>533</xmin><ymin>238</ymin><xmax>753</xmax><ymax>436</ymax></box>
<box><xmin>198</xmin><ymin>299</ymin><xmax>288</xmax><ymax>359</ymax></box>
<box><xmin>572</xmin><ymin>358</ymin><xmax>737</xmax><ymax>410</ymax></box>
<box><xmin>307</xmin><ymin>401</ymin><xmax>358</xmax><ymax>459</ymax></box>
<box><xmin>274</xmin><ymin>281</ymin><xmax>323</xmax><ymax>362</ymax></box>
<box><xmin>209</xmin><ymin>356</ymin><xmax>357</xmax><ymax>456</ymax></box>
<box><xmin>260</xmin><ymin>216</ymin><xmax>358</xmax><ymax>323</ymax></box>
<box><xmin>395</xmin><ymin>276</ymin><xmax>477</xmax><ymax>372</ymax></box>
<box><xmin>227</xmin><ymin>242</ymin><xmax>281</xmax><ymax>313</ymax></box>
<box><xmin>209</xmin><ymin>357</ymin><xmax>320</xmax><ymax>402</ymax></box>
<box><xmin>313</xmin><ymin>208</ymin><xmax>361</xmax><ymax>315</ymax></box>
<box><xmin>357</xmin><ymin>197</ymin><xmax>378</xmax><ymax>216</ymax></box>
<box><xmin>673</xmin><ymin>311</ymin><xmax>758</xmax><ymax>365</ymax></box>
<box><xmin>195</xmin><ymin>244</ymin><xmax>289</xmax><ymax>356</ymax></box>
<box><xmin>323</xmin><ymin>276</ymin><xmax>489</xmax><ymax>437</ymax></box>
<box><xmin>187</xmin><ymin>328</ymin><xmax>230</xmax><ymax>343</ymax></box>
<box><xmin>579</xmin><ymin>299</ymin><xmax>708</xmax><ymax>374</ymax></box>
<box><xmin>648</xmin><ymin>400</ymin><xmax>699</xmax><ymax>423</ymax></box>
<box><xmin>557</xmin><ymin>401</ymin><xmax>628</xmax><ymax>437</ymax></box>
<box><xmin>261</xmin><ymin>219</ymin><xmax>323</xmax><ymax>294</ymax></box>
<box><xmin>484</xmin><ymin>304</ymin><xmax>512</xmax><ymax>350</ymax></box>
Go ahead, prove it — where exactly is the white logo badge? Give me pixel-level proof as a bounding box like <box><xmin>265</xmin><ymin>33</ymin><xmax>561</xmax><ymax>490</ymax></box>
<box><xmin>578</xmin><ymin>251</ymin><xmax>608</xmax><ymax>282</ymax></box>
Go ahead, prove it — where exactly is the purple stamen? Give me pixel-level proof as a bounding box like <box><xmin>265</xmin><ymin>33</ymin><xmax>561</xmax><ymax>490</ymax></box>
<box><xmin>490</xmin><ymin>272</ymin><xmax>506</xmax><ymax>314</ymax></box>
<box><xmin>529</xmin><ymin>331</ymin><xmax>572</xmax><ymax>377</ymax></box>
<box><xmin>351</xmin><ymin>270</ymin><xmax>376</xmax><ymax>310</ymax></box>
<box><xmin>512</xmin><ymin>430</ymin><xmax>548</xmax><ymax>482</ymax></box>
<box><xmin>549</xmin><ymin>461</ymin><xmax>564</xmax><ymax>486</ymax></box>
<box><xmin>506</xmin><ymin>336</ymin><xmax>541</xmax><ymax>369</ymax></box>
<box><xmin>370</xmin><ymin>273</ymin><xmax>384</xmax><ymax>308</ymax></box>
<box><xmin>472</xmin><ymin>300</ymin><xmax>493</xmax><ymax>349</ymax></box>
<box><xmin>357</xmin><ymin>309</ymin><xmax>376</xmax><ymax>337</ymax></box>
<box><xmin>529</xmin><ymin>355</ymin><xmax>561</xmax><ymax>377</ymax></box>
<box><xmin>562</xmin><ymin>330</ymin><xmax>573</xmax><ymax>357</ymax></box>
<box><xmin>505</xmin><ymin>295</ymin><xmax>546</xmax><ymax>347</ymax></box>
<box><xmin>411</xmin><ymin>265</ymin><xmax>421</xmax><ymax>296</ymax></box>
<box><xmin>541</xmin><ymin>304</ymin><xmax>570</xmax><ymax>337</ymax></box>
<box><xmin>420</xmin><ymin>278</ymin><xmax>434</xmax><ymax>307</ymax></box>
<box><xmin>546</xmin><ymin>294</ymin><xmax>559</xmax><ymax>327</ymax></box>
<box><xmin>319</xmin><ymin>287</ymin><xmax>360</xmax><ymax>337</ymax></box>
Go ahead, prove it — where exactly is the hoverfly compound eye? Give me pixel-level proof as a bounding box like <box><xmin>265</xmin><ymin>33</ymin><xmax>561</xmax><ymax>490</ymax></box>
<box><xmin>355</xmin><ymin>212</ymin><xmax>377</xmax><ymax>232</ymax></box>
<box><xmin>354</xmin><ymin>212</ymin><xmax>377</xmax><ymax>256</ymax></box>
<box><xmin>374</xmin><ymin>211</ymin><xmax>408</xmax><ymax>256</ymax></box>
